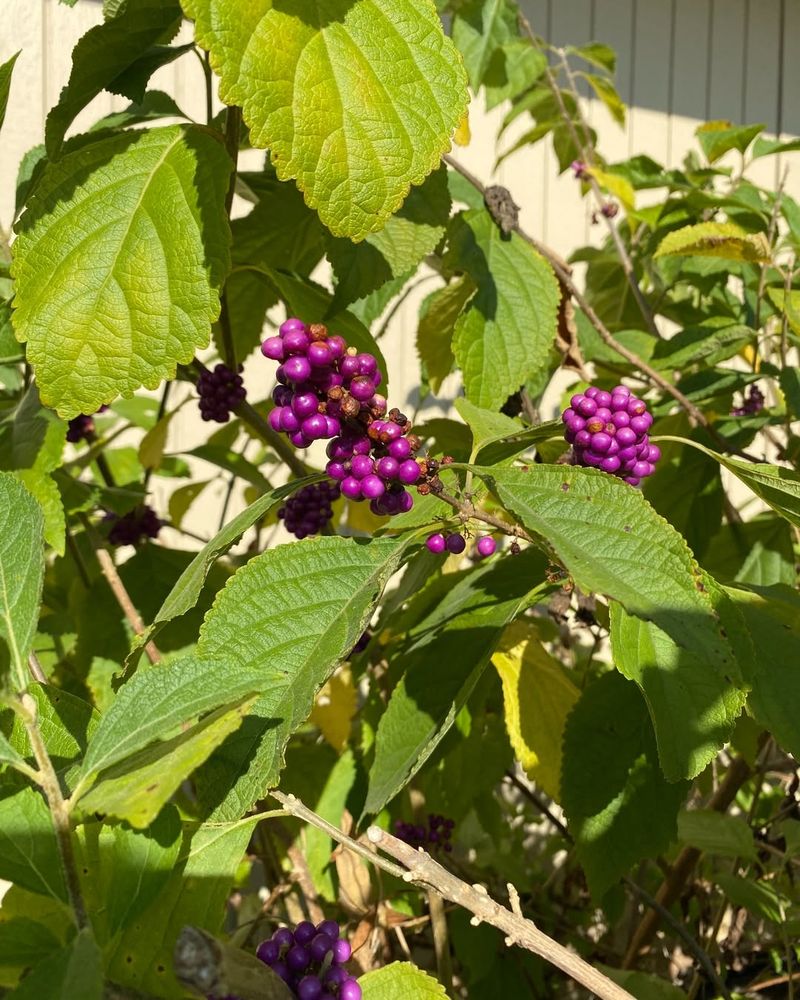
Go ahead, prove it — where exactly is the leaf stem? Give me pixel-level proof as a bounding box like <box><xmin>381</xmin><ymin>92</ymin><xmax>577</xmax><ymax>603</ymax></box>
<box><xmin>18</xmin><ymin>693</ymin><xmax>87</xmax><ymax>928</ymax></box>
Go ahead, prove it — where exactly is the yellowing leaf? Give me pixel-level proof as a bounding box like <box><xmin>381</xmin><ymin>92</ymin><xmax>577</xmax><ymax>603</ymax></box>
<box><xmin>492</xmin><ymin>621</ymin><xmax>579</xmax><ymax>800</ymax></box>
<box><xmin>453</xmin><ymin>109</ymin><xmax>471</xmax><ymax>147</ymax></box>
<box><xmin>655</xmin><ymin>222</ymin><xmax>771</xmax><ymax>263</ymax></box>
<box><xmin>310</xmin><ymin>667</ymin><xmax>357</xmax><ymax>752</ymax></box>
<box><xmin>587</xmin><ymin>166</ymin><xmax>634</xmax><ymax>211</ymax></box>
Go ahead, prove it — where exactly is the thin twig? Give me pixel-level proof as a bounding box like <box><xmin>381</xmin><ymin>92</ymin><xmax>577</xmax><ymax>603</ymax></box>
<box><xmin>505</xmin><ymin>771</ymin><xmax>730</xmax><ymax>997</ymax></box>
<box><xmin>623</xmin><ymin>754</ymin><xmax>752</xmax><ymax>967</ymax></box>
<box><xmin>442</xmin><ymin>152</ymin><xmax>761</xmax><ymax>461</ymax></box>
<box><xmin>219</xmin><ymin>105</ymin><xmax>242</xmax><ymax>371</ymax></box>
<box><xmin>80</xmin><ymin>516</ymin><xmax>161</xmax><ymax>665</ymax></box>
<box><xmin>427</xmin><ymin>891</ymin><xmax>453</xmax><ymax>994</ymax></box>
<box><xmin>365</xmin><ymin>826</ymin><xmax>635</xmax><ymax>1000</ymax></box>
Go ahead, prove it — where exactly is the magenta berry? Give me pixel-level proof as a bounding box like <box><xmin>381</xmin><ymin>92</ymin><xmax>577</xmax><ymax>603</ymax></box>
<box><xmin>426</xmin><ymin>533</ymin><xmax>446</xmax><ymax>554</ymax></box>
<box><xmin>261</xmin><ymin>319</ymin><xmax>421</xmax><ymax>519</ymax></box>
<box><xmin>562</xmin><ymin>385</ymin><xmax>660</xmax><ymax>486</ymax></box>
<box><xmin>476</xmin><ymin>536</ymin><xmax>497</xmax><ymax>557</ymax></box>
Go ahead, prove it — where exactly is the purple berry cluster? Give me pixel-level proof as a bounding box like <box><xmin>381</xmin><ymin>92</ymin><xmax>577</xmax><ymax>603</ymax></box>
<box><xmin>426</xmin><ymin>533</ymin><xmax>496</xmax><ymax>558</ymax></box>
<box><xmin>278</xmin><ymin>481</ymin><xmax>341</xmax><ymax>539</ymax></box>
<box><xmin>66</xmin><ymin>405</ymin><xmax>107</xmax><ymax>444</ymax></box>
<box><xmin>197</xmin><ymin>363</ymin><xmax>246</xmax><ymax>422</ymax></box>
<box><xmin>106</xmin><ymin>505</ymin><xmax>162</xmax><ymax>547</ymax></box>
<box><xmin>255</xmin><ymin>920</ymin><xmax>361</xmax><ymax>1000</ymax></box>
<box><xmin>262</xmin><ymin>319</ymin><xmax>421</xmax><ymax>517</ymax></box>
<box><xmin>562</xmin><ymin>385</ymin><xmax>661</xmax><ymax>487</ymax></box>
<box><xmin>731</xmin><ymin>384</ymin><xmax>765</xmax><ymax>416</ymax></box>
<box><xmin>394</xmin><ymin>814</ymin><xmax>455</xmax><ymax>854</ymax></box>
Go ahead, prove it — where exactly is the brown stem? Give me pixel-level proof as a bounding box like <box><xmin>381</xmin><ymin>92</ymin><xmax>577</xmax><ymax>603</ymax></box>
<box><xmin>366</xmin><ymin>826</ymin><xmax>636</xmax><ymax>1000</ymax></box>
<box><xmin>428</xmin><ymin>891</ymin><xmax>453</xmax><ymax>994</ymax></box>
<box><xmin>80</xmin><ymin>516</ymin><xmax>161</xmax><ymax>665</ymax></box>
<box><xmin>20</xmin><ymin>694</ymin><xmax>87</xmax><ymax>928</ymax></box>
<box><xmin>442</xmin><ymin>153</ymin><xmax>760</xmax><ymax>461</ymax></box>
<box><xmin>219</xmin><ymin>106</ymin><xmax>242</xmax><ymax>371</ymax></box>
<box><xmin>622</xmin><ymin>755</ymin><xmax>752</xmax><ymax>967</ymax></box>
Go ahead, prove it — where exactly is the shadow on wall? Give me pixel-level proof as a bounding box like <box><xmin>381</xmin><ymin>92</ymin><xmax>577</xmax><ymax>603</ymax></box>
<box><xmin>521</xmin><ymin>0</ymin><xmax>797</xmax><ymax>136</ymax></box>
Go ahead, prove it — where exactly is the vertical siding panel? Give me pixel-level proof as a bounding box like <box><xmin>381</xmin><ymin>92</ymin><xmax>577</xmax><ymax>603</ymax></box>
<box><xmin>670</xmin><ymin>0</ymin><xmax>712</xmax><ymax>168</ymax></box>
<box><xmin>743</xmin><ymin>0</ymin><xmax>782</xmax><ymax>189</ymax></box>
<box><xmin>707</xmin><ymin>0</ymin><xmax>747</xmax><ymax>122</ymax></box>
<box><xmin>628</xmin><ymin>0</ymin><xmax>672</xmax><ymax>165</ymax></box>
<box><xmin>1</xmin><ymin>1</ymin><xmax>45</xmax><ymax>227</ymax></box>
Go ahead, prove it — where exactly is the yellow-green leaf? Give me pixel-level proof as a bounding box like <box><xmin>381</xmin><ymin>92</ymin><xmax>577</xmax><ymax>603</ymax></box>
<box><xmin>654</xmin><ymin>222</ymin><xmax>771</xmax><ymax>263</ymax></box>
<box><xmin>492</xmin><ymin>621</ymin><xmax>579</xmax><ymax>799</ymax></box>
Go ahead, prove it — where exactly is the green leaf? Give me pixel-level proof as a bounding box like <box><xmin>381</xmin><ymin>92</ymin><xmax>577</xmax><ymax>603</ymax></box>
<box><xmin>654</xmin><ymin>222</ymin><xmax>771</xmax><ymax>263</ymax></box>
<box><xmin>610</xmin><ymin>602</ymin><xmax>745</xmax><ymax>781</ymax></box>
<box><xmin>0</xmin><ymin>918</ymin><xmax>62</xmax><ymax>966</ymax></box>
<box><xmin>360</xmin><ymin>962</ymin><xmax>447</xmax><ymax>1000</ymax></box>
<box><xmin>599</xmin><ymin>968</ymin><xmax>687</xmax><ymax>1000</ymax></box>
<box><xmin>89</xmin><ymin>90</ymin><xmax>187</xmax><ymax>132</ymax></box>
<box><xmin>45</xmin><ymin>0</ymin><xmax>182</xmax><ymax>156</ymax></box>
<box><xmin>8</xmin><ymin>927</ymin><xmax>103</xmax><ymax>1000</ymax></box>
<box><xmin>196</xmin><ymin>535</ymin><xmax>413</xmax><ymax>820</ymax></box>
<box><xmin>660</xmin><ymin>437</ymin><xmax>800</xmax><ymax>529</ymax></box>
<box><xmin>76</xmin><ymin>699</ymin><xmax>253</xmax><ymax>827</ymax></box>
<box><xmin>583</xmin><ymin>74</ymin><xmax>626</xmax><ymax>126</ymax></box>
<box><xmin>724</xmin><ymin>584</ymin><xmax>800</xmax><ymax>760</ymax></box>
<box><xmin>328</xmin><ymin>166</ymin><xmax>451</xmax><ymax>310</ymax></box>
<box><xmin>77</xmin><ymin>654</ymin><xmax>269</xmax><ymax>790</ymax></box>
<box><xmin>262</xmin><ymin>270</ymin><xmax>390</xmax><ymax>390</ymax></box>
<box><xmin>416</xmin><ymin>277</ymin><xmax>474</xmax><ymax>394</ymax></box>
<box><xmin>0</xmin><ymin>474</ymin><xmax>45</xmax><ymax>691</ymax></box>
<box><xmin>0</xmin><ymin>788</ymin><xmax>66</xmax><ymax>901</ymax></box>
<box><xmin>695</xmin><ymin>120</ymin><xmax>765</xmax><ymax>164</ymax></box>
<box><xmin>0</xmin><ymin>300</ymin><xmax>23</xmax><ymax>363</ymax></box>
<box><xmin>184</xmin><ymin>0</ymin><xmax>468</xmax><ymax>240</ymax></box>
<box><xmin>472</xmin><ymin>464</ymin><xmax>742</xmax><ymax>779</ymax></box>
<box><xmin>677</xmin><ymin>809</ymin><xmax>756</xmax><ymax>859</ymax></box>
<box><xmin>651</xmin><ymin>322</ymin><xmax>753</xmax><ymax>370</ymax></box>
<box><xmin>452</xmin><ymin>0</ymin><xmax>516</xmax><ymax>91</ymax></box>
<box><xmin>484</xmin><ymin>40</ymin><xmax>547</xmax><ymax>110</ymax></box>
<box><xmin>780</xmin><ymin>366</ymin><xmax>800</xmax><ymax>418</ymax></box>
<box><xmin>364</xmin><ymin>548</ymin><xmax>546</xmax><ymax>816</ymax></box>
<box><xmin>11</xmin><ymin>125</ymin><xmax>232</xmax><ymax>419</ymax></box>
<box><xmin>445</xmin><ymin>210</ymin><xmax>560</xmax><ymax>410</ymax></box>
<box><xmin>0</xmin><ymin>729</ymin><xmax>31</xmax><ymax>775</ymax></box>
<box><xmin>0</xmin><ymin>51</ymin><xmax>20</xmax><ymax>135</ymax></box>
<box><xmin>454</xmin><ymin>399</ymin><xmax>559</xmax><ymax>465</ymax></box>
<box><xmin>4</xmin><ymin>683</ymin><xmax>98</xmax><ymax>775</ymax></box>
<box><xmin>702</xmin><ymin>515</ymin><xmax>795</xmax><ymax>588</ymax></box>
<box><xmin>715</xmin><ymin>874</ymin><xmax>788</xmax><ymax>924</ymax></box>
<box><xmin>561</xmin><ymin>672</ymin><xmax>688</xmax><ymax>898</ymax></box>
<box><xmin>0</xmin><ymin>387</ymin><xmax>65</xmax><ymax>478</ymax></box>
<box><xmin>568</xmin><ymin>42</ymin><xmax>616</xmax><ymax>73</ymax></box>
<box><xmin>107</xmin><ymin>818</ymin><xmax>256</xmax><ymax>995</ymax></box>
<box><xmin>140</xmin><ymin>480</ymin><xmax>317</xmax><ymax>652</ymax></box>
<box><xmin>14</xmin><ymin>471</ymin><xmax>65</xmax><ymax>557</ymax></box>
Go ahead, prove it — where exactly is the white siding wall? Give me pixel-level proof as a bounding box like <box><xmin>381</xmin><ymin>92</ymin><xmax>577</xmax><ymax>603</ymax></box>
<box><xmin>0</xmin><ymin>0</ymin><xmax>795</xmax><ymax>538</ymax></box>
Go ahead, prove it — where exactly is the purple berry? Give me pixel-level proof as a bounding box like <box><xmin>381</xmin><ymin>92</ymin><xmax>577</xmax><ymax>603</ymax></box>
<box><xmin>280</xmin><ymin>317</ymin><xmax>307</xmax><ymax>337</ymax></box>
<box><xmin>298</xmin><ymin>976</ymin><xmax>323</xmax><ymax>1000</ymax></box>
<box><xmin>445</xmin><ymin>533</ymin><xmax>466</xmax><ymax>554</ymax></box>
<box><xmin>301</xmin><ymin>413</ymin><xmax>329</xmax><ymax>439</ymax></box>
<box><xmin>340</xmin><ymin>981</ymin><xmax>362</xmax><ymax>1000</ymax></box>
<box><xmin>273</xmin><ymin>928</ymin><xmax>294</xmax><ymax>952</ymax></box>
<box><xmin>317</xmin><ymin>921</ymin><xmax>340</xmax><ymax>941</ymax></box>
<box><xmin>332</xmin><ymin>939</ymin><xmax>351</xmax><ymax>964</ymax></box>
<box><xmin>284</xmin><ymin>356</ymin><xmax>313</xmax><ymax>382</ymax></box>
<box><xmin>341</xmin><ymin>477</ymin><xmax>362</xmax><ymax>500</ymax></box>
<box><xmin>476</xmin><ymin>536</ymin><xmax>497</xmax><ymax>557</ymax></box>
<box><xmin>279</xmin><ymin>482</ymin><xmax>340</xmax><ymax>539</ymax></box>
<box><xmin>397</xmin><ymin>460</ymin><xmax>421</xmax><ymax>485</ymax></box>
<box><xmin>361</xmin><ymin>474</ymin><xmax>386</xmax><ymax>499</ymax></box>
<box><xmin>324</xmin><ymin>967</ymin><xmax>347</xmax><ymax>988</ymax></box>
<box><xmin>309</xmin><ymin>934</ymin><xmax>334</xmax><ymax>964</ymax></box>
<box><xmin>287</xmin><ymin>944</ymin><xmax>311</xmax><ymax>973</ymax></box>
<box><xmin>387</xmin><ymin>437</ymin><xmax>412</xmax><ymax>460</ymax></box>
<box><xmin>271</xmin><ymin>960</ymin><xmax>290</xmax><ymax>983</ymax></box>
<box><xmin>261</xmin><ymin>336</ymin><xmax>285</xmax><ymax>361</ymax></box>
<box><xmin>294</xmin><ymin>921</ymin><xmax>317</xmax><ymax>945</ymax></box>
<box><xmin>256</xmin><ymin>939</ymin><xmax>279</xmax><ymax>965</ymax></box>
<box><xmin>350</xmin><ymin>454</ymin><xmax>374</xmax><ymax>479</ymax></box>
<box><xmin>426</xmin><ymin>533</ymin><xmax>446</xmax><ymax>554</ymax></box>
<box><xmin>375</xmin><ymin>456</ymin><xmax>399</xmax><ymax>479</ymax></box>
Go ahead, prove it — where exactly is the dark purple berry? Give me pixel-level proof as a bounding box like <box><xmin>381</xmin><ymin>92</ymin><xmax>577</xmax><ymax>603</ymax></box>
<box><xmin>279</xmin><ymin>482</ymin><xmax>340</xmax><ymax>539</ymax></box>
<box><xmin>106</xmin><ymin>505</ymin><xmax>162</xmax><ymax>547</ymax></box>
<box><xmin>298</xmin><ymin>977</ymin><xmax>323</xmax><ymax>1000</ymax></box>
<box><xmin>309</xmin><ymin>934</ymin><xmax>334</xmax><ymax>964</ymax></box>
<box><xmin>273</xmin><ymin>928</ymin><xmax>294</xmax><ymax>953</ymax></box>
<box><xmin>731</xmin><ymin>384</ymin><xmax>765</xmax><ymax>415</ymax></box>
<box><xmin>257</xmin><ymin>939</ymin><xmax>280</xmax><ymax>965</ymax></box>
<box><xmin>294</xmin><ymin>921</ymin><xmax>317</xmax><ymax>945</ymax></box>
<box><xmin>445</xmin><ymin>533</ymin><xmax>466</xmax><ymax>554</ymax></box>
<box><xmin>287</xmin><ymin>944</ymin><xmax>311</xmax><ymax>973</ymax></box>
